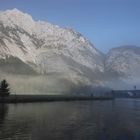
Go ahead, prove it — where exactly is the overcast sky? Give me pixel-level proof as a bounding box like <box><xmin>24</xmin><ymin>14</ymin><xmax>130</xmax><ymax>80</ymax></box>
<box><xmin>0</xmin><ymin>0</ymin><xmax>140</xmax><ymax>52</ymax></box>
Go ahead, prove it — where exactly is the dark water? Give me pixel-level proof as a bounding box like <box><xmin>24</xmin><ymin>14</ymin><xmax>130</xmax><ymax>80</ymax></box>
<box><xmin>0</xmin><ymin>99</ymin><xmax>140</xmax><ymax>140</ymax></box>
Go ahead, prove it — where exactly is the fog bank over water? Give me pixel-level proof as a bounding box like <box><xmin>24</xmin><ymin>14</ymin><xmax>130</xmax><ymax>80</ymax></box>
<box><xmin>1</xmin><ymin>72</ymin><xmax>140</xmax><ymax>95</ymax></box>
<box><xmin>0</xmin><ymin>72</ymin><xmax>112</xmax><ymax>95</ymax></box>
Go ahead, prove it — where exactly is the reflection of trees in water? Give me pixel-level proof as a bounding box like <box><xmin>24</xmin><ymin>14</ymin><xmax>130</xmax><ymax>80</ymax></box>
<box><xmin>0</xmin><ymin>104</ymin><xmax>33</xmax><ymax>140</ymax></box>
<box><xmin>0</xmin><ymin>104</ymin><xmax>8</xmax><ymax>125</ymax></box>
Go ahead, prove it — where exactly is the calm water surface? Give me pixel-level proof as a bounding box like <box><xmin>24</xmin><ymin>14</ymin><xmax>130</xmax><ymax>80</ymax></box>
<box><xmin>0</xmin><ymin>99</ymin><xmax>140</xmax><ymax>140</ymax></box>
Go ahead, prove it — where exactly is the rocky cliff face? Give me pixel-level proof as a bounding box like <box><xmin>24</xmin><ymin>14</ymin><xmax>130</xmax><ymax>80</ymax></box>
<box><xmin>0</xmin><ymin>9</ymin><xmax>105</xmax><ymax>94</ymax></box>
<box><xmin>105</xmin><ymin>46</ymin><xmax>140</xmax><ymax>79</ymax></box>
<box><xmin>105</xmin><ymin>46</ymin><xmax>140</xmax><ymax>90</ymax></box>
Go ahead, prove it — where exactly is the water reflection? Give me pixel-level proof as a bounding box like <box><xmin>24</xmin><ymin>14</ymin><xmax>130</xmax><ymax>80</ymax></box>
<box><xmin>0</xmin><ymin>99</ymin><xmax>140</xmax><ymax>140</ymax></box>
<box><xmin>0</xmin><ymin>104</ymin><xmax>8</xmax><ymax>126</ymax></box>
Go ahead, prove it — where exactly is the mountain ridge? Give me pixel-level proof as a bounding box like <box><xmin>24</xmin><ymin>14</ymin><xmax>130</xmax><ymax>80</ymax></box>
<box><xmin>0</xmin><ymin>9</ymin><xmax>105</xmax><ymax>94</ymax></box>
<box><xmin>0</xmin><ymin>9</ymin><xmax>140</xmax><ymax>94</ymax></box>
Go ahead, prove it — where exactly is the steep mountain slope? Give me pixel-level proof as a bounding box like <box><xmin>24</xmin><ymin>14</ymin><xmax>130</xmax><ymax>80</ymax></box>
<box><xmin>105</xmin><ymin>46</ymin><xmax>140</xmax><ymax>79</ymax></box>
<box><xmin>0</xmin><ymin>9</ymin><xmax>105</xmax><ymax>94</ymax></box>
<box><xmin>0</xmin><ymin>56</ymin><xmax>37</xmax><ymax>75</ymax></box>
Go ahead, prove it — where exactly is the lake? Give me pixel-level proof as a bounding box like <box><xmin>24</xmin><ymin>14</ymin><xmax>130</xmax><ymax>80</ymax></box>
<box><xmin>0</xmin><ymin>99</ymin><xmax>140</xmax><ymax>140</ymax></box>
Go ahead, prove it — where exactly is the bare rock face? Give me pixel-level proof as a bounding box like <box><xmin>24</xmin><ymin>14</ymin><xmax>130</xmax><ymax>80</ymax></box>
<box><xmin>0</xmin><ymin>9</ymin><xmax>105</xmax><ymax>94</ymax></box>
<box><xmin>106</xmin><ymin>46</ymin><xmax>140</xmax><ymax>79</ymax></box>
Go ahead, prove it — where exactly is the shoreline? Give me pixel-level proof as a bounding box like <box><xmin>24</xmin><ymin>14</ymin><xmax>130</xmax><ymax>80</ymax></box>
<box><xmin>0</xmin><ymin>95</ymin><xmax>114</xmax><ymax>103</ymax></box>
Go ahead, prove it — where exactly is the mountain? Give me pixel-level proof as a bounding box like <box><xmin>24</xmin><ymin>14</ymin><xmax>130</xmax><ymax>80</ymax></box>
<box><xmin>1</xmin><ymin>9</ymin><xmax>140</xmax><ymax>94</ymax></box>
<box><xmin>106</xmin><ymin>46</ymin><xmax>140</xmax><ymax>79</ymax></box>
<box><xmin>105</xmin><ymin>45</ymin><xmax>140</xmax><ymax>90</ymax></box>
<box><xmin>0</xmin><ymin>9</ymin><xmax>105</xmax><ymax>94</ymax></box>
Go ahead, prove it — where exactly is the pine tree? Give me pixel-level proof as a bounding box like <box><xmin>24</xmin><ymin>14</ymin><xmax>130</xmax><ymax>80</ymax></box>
<box><xmin>0</xmin><ymin>79</ymin><xmax>10</xmax><ymax>97</ymax></box>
